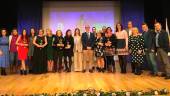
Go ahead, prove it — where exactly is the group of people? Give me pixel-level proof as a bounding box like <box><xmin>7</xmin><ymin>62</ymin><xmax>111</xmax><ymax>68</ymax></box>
<box><xmin>0</xmin><ymin>21</ymin><xmax>170</xmax><ymax>79</ymax></box>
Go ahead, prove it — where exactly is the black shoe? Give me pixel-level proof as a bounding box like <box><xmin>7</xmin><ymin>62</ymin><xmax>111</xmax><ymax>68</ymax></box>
<box><xmin>165</xmin><ymin>76</ymin><xmax>170</xmax><ymax>79</ymax></box>
<box><xmin>92</xmin><ymin>67</ymin><xmax>95</xmax><ymax>70</ymax></box>
<box><xmin>121</xmin><ymin>71</ymin><xmax>127</xmax><ymax>74</ymax></box>
<box><xmin>20</xmin><ymin>70</ymin><xmax>23</xmax><ymax>75</ymax></box>
<box><xmin>152</xmin><ymin>73</ymin><xmax>158</xmax><ymax>77</ymax></box>
<box><xmin>1</xmin><ymin>68</ymin><xmax>7</xmax><ymax>76</ymax></box>
<box><xmin>96</xmin><ymin>67</ymin><xmax>99</xmax><ymax>72</ymax></box>
<box><xmin>24</xmin><ymin>70</ymin><xmax>27</xmax><ymax>75</ymax></box>
<box><xmin>82</xmin><ymin>70</ymin><xmax>86</xmax><ymax>73</ymax></box>
<box><xmin>132</xmin><ymin>70</ymin><xmax>135</xmax><ymax>73</ymax></box>
<box><xmin>98</xmin><ymin>68</ymin><xmax>101</xmax><ymax>72</ymax></box>
<box><xmin>89</xmin><ymin>69</ymin><xmax>93</xmax><ymax>73</ymax></box>
<box><xmin>101</xmin><ymin>68</ymin><xmax>105</xmax><ymax>73</ymax></box>
<box><xmin>3</xmin><ymin>70</ymin><xmax>7</xmax><ymax>76</ymax></box>
<box><xmin>161</xmin><ymin>73</ymin><xmax>166</xmax><ymax>77</ymax></box>
<box><xmin>67</xmin><ymin>69</ymin><xmax>71</xmax><ymax>73</ymax></box>
<box><xmin>29</xmin><ymin>69</ymin><xmax>32</xmax><ymax>74</ymax></box>
<box><xmin>134</xmin><ymin>72</ymin><xmax>141</xmax><ymax>75</ymax></box>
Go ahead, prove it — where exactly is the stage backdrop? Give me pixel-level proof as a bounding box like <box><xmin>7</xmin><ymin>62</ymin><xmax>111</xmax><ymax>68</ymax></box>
<box><xmin>17</xmin><ymin>0</ymin><xmax>144</xmax><ymax>34</ymax></box>
<box><xmin>42</xmin><ymin>1</ymin><xmax>121</xmax><ymax>35</ymax></box>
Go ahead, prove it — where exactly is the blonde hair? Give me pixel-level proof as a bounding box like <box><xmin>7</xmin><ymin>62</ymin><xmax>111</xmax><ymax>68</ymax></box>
<box><xmin>132</xmin><ymin>27</ymin><xmax>139</xmax><ymax>35</ymax></box>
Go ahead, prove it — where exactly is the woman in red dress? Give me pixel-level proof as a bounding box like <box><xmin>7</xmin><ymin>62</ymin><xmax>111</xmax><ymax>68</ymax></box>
<box><xmin>16</xmin><ymin>29</ymin><xmax>29</xmax><ymax>75</ymax></box>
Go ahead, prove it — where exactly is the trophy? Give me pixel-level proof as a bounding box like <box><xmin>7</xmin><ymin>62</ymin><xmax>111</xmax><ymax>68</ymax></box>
<box><xmin>106</xmin><ymin>38</ymin><xmax>111</xmax><ymax>47</ymax></box>
<box><xmin>39</xmin><ymin>40</ymin><xmax>43</xmax><ymax>49</ymax></box>
<box><xmin>58</xmin><ymin>38</ymin><xmax>63</xmax><ymax>49</ymax></box>
<box><xmin>66</xmin><ymin>41</ymin><xmax>71</xmax><ymax>49</ymax></box>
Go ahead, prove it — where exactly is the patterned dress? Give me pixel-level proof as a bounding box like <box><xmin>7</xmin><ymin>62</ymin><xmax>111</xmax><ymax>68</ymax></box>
<box><xmin>0</xmin><ymin>36</ymin><xmax>9</xmax><ymax>68</ymax></box>
<box><xmin>128</xmin><ymin>35</ymin><xmax>144</xmax><ymax>64</ymax></box>
<box><xmin>94</xmin><ymin>37</ymin><xmax>104</xmax><ymax>57</ymax></box>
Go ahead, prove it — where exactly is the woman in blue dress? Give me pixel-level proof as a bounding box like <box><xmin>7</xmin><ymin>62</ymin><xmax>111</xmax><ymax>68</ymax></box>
<box><xmin>0</xmin><ymin>29</ymin><xmax>9</xmax><ymax>75</ymax></box>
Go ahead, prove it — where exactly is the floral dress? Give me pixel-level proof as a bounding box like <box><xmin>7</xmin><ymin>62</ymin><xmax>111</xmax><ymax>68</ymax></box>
<box><xmin>94</xmin><ymin>37</ymin><xmax>104</xmax><ymax>57</ymax></box>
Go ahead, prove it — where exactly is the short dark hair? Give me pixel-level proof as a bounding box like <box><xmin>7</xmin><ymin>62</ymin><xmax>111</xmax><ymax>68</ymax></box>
<box><xmin>155</xmin><ymin>22</ymin><xmax>161</xmax><ymax>25</ymax></box>
<box><xmin>106</xmin><ymin>27</ymin><xmax>112</xmax><ymax>33</ymax></box>
<box><xmin>142</xmin><ymin>22</ymin><xmax>148</xmax><ymax>26</ymax></box>
<box><xmin>65</xmin><ymin>29</ymin><xmax>72</xmax><ymax>37</ymax></box>
<box><xmin>0</xmin><ymin>28</ymin><xmax>7</xmax><ymax>37</ymax></box>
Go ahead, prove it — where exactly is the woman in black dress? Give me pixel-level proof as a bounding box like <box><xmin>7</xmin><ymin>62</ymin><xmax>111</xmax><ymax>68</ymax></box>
<box><xmin>32</xmin><ymin>29</ymin><xmax>47</xmax><ymax>74</ymax></box>
<box><xmin>63</xmin><ymin>29</ymin><xmax>74</xmax><ymax>72</ymax></box>
<box><xmin>53</xmin><ymin>30</ymin><xmax>64</xmax><ymax>73</ymax></box>
<box><xmin>129</xmin><ymin>27</ymin><xmax>144</xmax><ymax>75</ymax></box>
<box><xmin>104</xmin><ymin>27</ymin><xmax>117</xmax><ymax>73</ymax></box>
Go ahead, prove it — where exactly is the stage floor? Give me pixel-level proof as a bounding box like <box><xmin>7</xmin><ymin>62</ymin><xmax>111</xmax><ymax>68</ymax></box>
<box><xmin>0</xmin><ymin>72</ymin><xmax>170</xmax><ymax>95</ymax></box>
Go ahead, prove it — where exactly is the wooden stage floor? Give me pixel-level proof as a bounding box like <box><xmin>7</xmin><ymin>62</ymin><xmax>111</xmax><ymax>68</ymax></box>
<box><xmin>0</xmin><ymin>72</ymin><xmax>170</xmax><ymax>95</ymax></box>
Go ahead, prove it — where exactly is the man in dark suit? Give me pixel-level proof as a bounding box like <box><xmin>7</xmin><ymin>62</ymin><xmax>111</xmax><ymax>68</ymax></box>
<box><xmin>142</xmin><ymin>23</ymin><xmax>158</xmax><ymax>76</ymax></box>
<box><xmin>155</xmin><ymin>22</ymin><xmax>170</xmax><ymax>79</ymax></box>
<box><xmin>126</xmin><ymin>21</ymin><xmax>133</xmax><ymax>36</ymax></box>
<box><xmin>81</xmin><ymin>25</ymin><xmax>95</xmax><ymax>73</ymax></box>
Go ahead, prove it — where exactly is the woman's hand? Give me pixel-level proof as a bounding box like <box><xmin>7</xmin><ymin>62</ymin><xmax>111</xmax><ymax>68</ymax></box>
<box><xmin>36</xmin><ymin>45</ymin><xmax>42</xmax><ymax>48</ymax></box>
<box><xmin>137</xmin><ymin>50</ymin><xmax>142</xmax><ymax>54</ymax></box>
<box><xmin>125</xmin><ymin>46</ymin><xmax>128</xmax><ymax>51</ymax></box>
<box><xmin>129</xmin><ymin>49</ymin><xmax>132</xmax><ymax>54</ymax></box>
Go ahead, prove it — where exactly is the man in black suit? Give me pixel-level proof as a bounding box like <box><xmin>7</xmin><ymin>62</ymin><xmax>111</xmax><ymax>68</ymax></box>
<box><xmin>142</xmin><ymin>23</ymin><xmax>158</xmax><ymax>76</ymax></box>
<box><xmin>155</xmin><ymin>22</ymin><xmax>170</xmax><ymax>79</ymax></box>
<box><xmin>81</xmin><ymin>25</ymin><xmax>95</xmax><ymax>73</ymax></box>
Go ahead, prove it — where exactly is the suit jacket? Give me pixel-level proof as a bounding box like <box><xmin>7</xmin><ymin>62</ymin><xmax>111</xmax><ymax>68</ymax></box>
<box><xmin>125</xmin><ymin>28</ymin><xmax>132</xmax><ymax>36</ymax></box>
<box><xmin>81</xmin><ymin>32</ymin><xmax>95</xmax><ymax>50</ymax></box>
<box><xmin>156</xmin><ymin>29</ymin><xmax>169</xmax><ymax>53</ymax></box>
<box><xmin>142</xmin><ymin>29</ymin><xmax>156</xmax><ymax>51</ymax></box>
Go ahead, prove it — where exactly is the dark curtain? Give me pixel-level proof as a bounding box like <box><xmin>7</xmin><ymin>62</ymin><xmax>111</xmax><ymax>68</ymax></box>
<box><xmin>121</xmin><ymin>0</ymin><xmax>144</xmax><ymax>32</ymax></box>
<box><xmin>0</xmin><ymin>0</ymin><xmax>17</xmax><ymax>34</ymax></box>
<box><xmin>17</xmin><ymin>0</ymin><xmax>42</xmax><ymax>34</ymax></box>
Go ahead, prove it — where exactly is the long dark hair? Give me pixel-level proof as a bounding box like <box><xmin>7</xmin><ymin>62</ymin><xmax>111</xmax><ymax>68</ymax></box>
<box><xmin>29</xmin><ymin>27</ymin><xmax>36</xmax><ymax>37</ymax></box>
<box><xmin>115</xmin><ymin>23</ymin><xmax>123</xmax><ymax>32</ymax></box>
<box><xmin>21</xmin><ymin>29</ymin><xmax>29</xmax><ymax>42</ymax></box>
<box><xmin>106</xmin><ymin>27</ymin><xmax>112</xmax><ymax>33</ymax></box>
<box><xmin>65</xmin><ymin>29</ymin><xmax>72</xmax><ymax>38</ymax></box>
<box><xmin>74</xmin><ymin>28</ymin><xmax>81</xmax><ymax>36</ymax></box>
